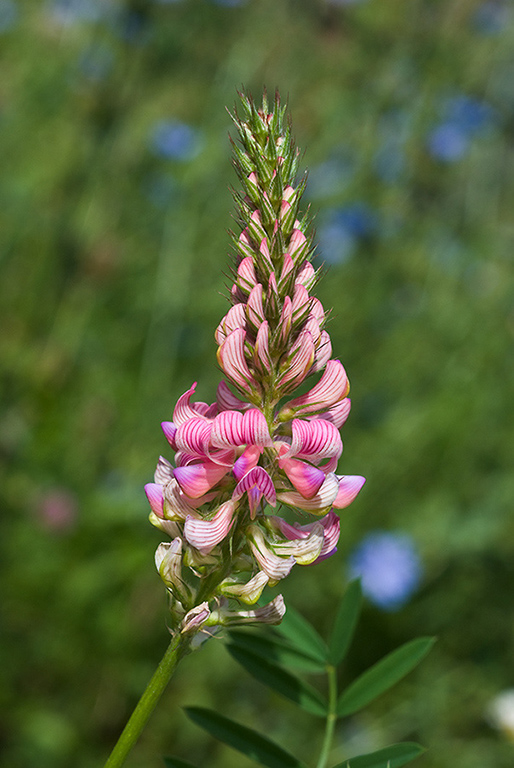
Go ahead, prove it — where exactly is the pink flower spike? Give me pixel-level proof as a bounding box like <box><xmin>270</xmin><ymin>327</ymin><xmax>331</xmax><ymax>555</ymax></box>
<box><xmin>175</xmin><ymin>418</ymin><xmax>213</xmax><ymax>455</ymax></box>
<box><xmin>242</xmin><ymin>408</ymin><xmax>272</xmax><ymax>446</ymax></box>
<box><xmin>161</xmin><ymin>421</ymin><xmax>177</xmax><ymax>449</ymax></box>
<box><xmin>184</xmin><ymin>500</ymin><xmax>236</xmax><ymax>554</ymax></box>
<box><xmin>279</xmin><ymin>359</ymin><xmax>350</xmax><ymax>419</ymax></box>
<box><xmin>211</xmin><ymin>410</ymin><xmax>244</xmax><ymax>448</ymax></box>
<box><xmin>174</xmin><ymin>461</ymin><xmax>229</xmax><ymax>498</ymax></box>
<box><xmin>217</xmin><ymin>329</ymin><xmax>259</xmax><ymax>396</ymax></box>
<box><xmin>332</xmin><ymin>475</ymin><xmax>366</xmax><ymax>509</ymax></box>
<box><xmin>277</xmin><ymin>472</ymin><xmax>339</xmax><ymax>514</ymax></box>
<box><xmin>216</xmin><ymin>380</ymin><xmax>250</xmax><ymax>412</ymax></box>
<box><xmin>278</xmin><ymin>456</ymin><xmax>326</xmax><ymax>499</ymax></box>
<box><xmin>233</xmin><ymin>444</ymin><xmax>262</xmax><ymax>481</ymax></box>
<box><xmin>145</xmin><ymin>483</ymin><xmax>164</xmax><ymax>518</ymax></box>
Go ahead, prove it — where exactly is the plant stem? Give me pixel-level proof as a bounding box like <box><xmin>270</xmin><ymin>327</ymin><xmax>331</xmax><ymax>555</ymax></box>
<box><xmin>103</xmin><ymin>632</ymin><xmax>192</xmax><ymax>768</ymax></box>
<box><xmin>316</xmin><ymin>664</ymin><xmax>338</xmax><ymax>768</ymax></box>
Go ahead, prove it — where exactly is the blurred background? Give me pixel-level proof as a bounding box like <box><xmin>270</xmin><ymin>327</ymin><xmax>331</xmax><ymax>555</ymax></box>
<box><xmin>1</xmin><ymin>0</ymin><xmax>514</xmax><ymax>766</ymax></box>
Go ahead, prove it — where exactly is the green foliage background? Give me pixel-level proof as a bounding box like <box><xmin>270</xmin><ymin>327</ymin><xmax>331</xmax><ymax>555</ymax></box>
<box><xmin>1</xmin><ymin>1</ymin><xmax>513</xmax><ymax>766</ymax></box>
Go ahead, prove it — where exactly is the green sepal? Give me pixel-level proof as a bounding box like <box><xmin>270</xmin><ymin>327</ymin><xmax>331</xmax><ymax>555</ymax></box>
<box><xmin>328</xmin><ymin>579</ymin><xmax>362</xmax><ymax>666</ymax></box>
<box><xmin>332</xmin><ymin>742</ymin><xmax>425</xmax><ymax>768</ymax></box>
<box><xmin>337</xmin><ymin>637</ymin><xmax>436</xmax><ymax>717</ymax></box>
<box><xmin>184</xmin><ymin>707</ymin><xmax>307</xmax><ymax>768</ymax></box>
<box><xmin>227</xmin><ymin>644</ymin><xmax>327</xmax><ymax>716</ymax></box>
<box><xmin>227</xmin><ymin>629</ymin><xmax>327</xmax><ymax>673</ymax></box>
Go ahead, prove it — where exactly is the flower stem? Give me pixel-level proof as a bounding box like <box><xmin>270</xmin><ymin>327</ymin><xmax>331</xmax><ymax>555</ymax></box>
<box><xmin>316</xmin><ymin>664</ymin><xmax>338</xmax><ymax>768</ymax></box>
<box><xmin>103</xmin><ymin>632</ymin><xmax>192</xmax><ymax>768</ymax></box>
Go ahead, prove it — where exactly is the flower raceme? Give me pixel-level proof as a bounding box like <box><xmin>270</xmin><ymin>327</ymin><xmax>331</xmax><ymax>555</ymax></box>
<box><xmin>145</xmin><ymin>92</ymin><xmax>365</xmax><ymax>633</ymax></box>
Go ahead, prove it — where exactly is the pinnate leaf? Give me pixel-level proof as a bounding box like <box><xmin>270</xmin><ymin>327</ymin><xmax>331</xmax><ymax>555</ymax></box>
<box><xmin>227</xmin><ymin>644</ymin><xmax>327</xmax><ymax>716</ymax></box>
<box><xmin>274</xmin><ymin>603</ymin><xmax>329</xmax><ymax>663</ymax></box>
<box><xmin>337</xmin><ymin>637</ymin><xmax>435</xmax><ymax>716</ymax></box>
<box><xmin>228</xmin><ymin>630</ymin><xmax>326</xmax><ymax>673</ymax></box>
<box><xmin>184</xmin><ymin>707</ymin><xmax>306</xmax><ymax>768</ymax></box>
<box><xmin>328</xmin><ymin>579</ymin><xmax>362</xmax><ymax>666</ymax></box>
<box><xmin>332</xmin><ymin>742</ymin><xmax>425</xmax><ymax>767</ymax></box>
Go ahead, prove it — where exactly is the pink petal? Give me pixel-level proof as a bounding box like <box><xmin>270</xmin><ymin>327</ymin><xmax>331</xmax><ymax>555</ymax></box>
<box><xmin>278</xmin><ymin>296</ymin><xmax>292</xmax><ymax>346</ymax></box>
<box><xmin>211</xmin><ymin>410</ymin><xmax>245</xmax><ymax>447</ymax></box>
<box><xmin>283</xmin><ymin>185</ymin><xmax>295</xmax><ymax>202</ymax></box>
<box><xmin>184</xmin><ymin>500</ymin><xmax>236</xmax><ymax>554</ymax></box>
<box><xmin>277</xmin><ymin>472</ymin><xmax>339</xmax><ymax>513</ymax></box>
<box><xmin>317</xmin><ymin>511</ymin><xmax>341</xmax><ymax>555</ymax></box>
<box><xmin>289</xmin><ymin>228</ymin><xmax>308</xmax><ymax>263</ymax></box>
<box><xmin>311</xmin><ymin>331</ymin><xmax>332</xmax><ymax>374</ymax></box>
<box><xmin>154</xmin><ymin>456</ymin><xmax>174</xmax><ymax>485</ymax></box>
<box><xmin>217</xmin><ymin>329</ymin><xmax>258</xmax><ymax>396</ymax></box>
<box><xmin>332</xmin><ymin>475</ymin><xmax>366</xmax><ymax>509</ymax></box>
<box><xmin>258</xmin><ymin>236</ymin><xmax>274</xmax><ymax>272</ymax></box>
<box><xmin>242</xmin><ymin>408</ymin><xmax>272</xmax><ymax>446</ymax></box>
<box><xmin>303</xmin><ymin>316</ymin><xmax>321</xmax><ymax>344</ymax></box>
<box><xmin>313</xmin><ymin>397</ymin><xmax>352</xmax><ymax>428</ymax></box>
<box><xmin>233</xmin><ymin>444</ymin><xmax>262</xmax><ymax>480</ymax></box>
<box><xmin>254</xmin><ymin>321</ymin><xmax>272</xmax><ymax>372</ymax></box>
<box><xmin>287</xmin><ymin>418</ymin><xmax>343</xmax><ymax>462</ymax></box>
<box><xmin>291</xmin><ymin>283</ymin><xmax>310</xmax><ymax>324</ymax></box>
<box><xmin>161</xmin><ymin>421</ymin><xmax>177</xmax><ymax>449</ymax></box>
<box><xmin>246</xmin><ymin>284</ymin><xmax>265</xmax><ymax>329</ymax></box>
<box><xmin>216</xmin><ymin>380</ymin><xmax>250</xmax><ymax>412</ymax></box>
<box><xmin>175</xmin><ymin>418</ymin><xmax>212</xmax><ymax>455</ymax></box>
<box><xmin>249</xmin><ymin>527</ymin><xmax>295</xmax><ymax>581</ymax></box>
<box><xmin>238</xmin><ymin>228</ymin><xmax>255</xmax><ymax>259</ymax></box>
<box><xmin>144</xmin><ymin>483</ymin><xmax>164</xmax><ymax>518</ymax></box>
<box><xmin>173</xmin><ymin>383</ymin><xmax>205</xmax><ymax>427</ymax></box>
<box><xmin>233</xmin><ymin>466</ymin><xmax>276</xmax><ymax>507</ymax></box>
<box><xmin>163</xmin><ymin>478</ymin><xmax>202</xmax><ymax>518</ymax></box>
<box><xmin>279</xmin><ymin>253</ymin><xmax>295</xmax><ymax>287</ymax></box>
<box><xmin>296</xmin><ymin>261</ymin><xmax>316</xmax><ymax>290</ymax></box>
<box><xmin>236</xmin><ymin>256</ymin><xmax>258</xmax><ymax>294</ymax></box>
<box><xmin>279</xmin><ymin>360</ymin><xmax>349</xmax><ymax>419</ymax></box>
<box><xmin>309</xmin><ymin>297</ymin><xmax>325</xmax><ymax>323</ymax></box>
<box><xmin>278</xmin><ymin>456</ymin><xmax>326</xmax><ymax>499</ymax></box>
<box><xmin>277</xmin><ymin>330</ymin><xmax>315</xmax><ymax>392</ymax></box>
<box><xmin>174</xmin><ymin>461</ymin><xmax>229</xmax><ymax>498</ymax></box>
<box><xmin>215</xmin><ymin>303</ymin><xmax>247</xmax><ymax>345</ymax></box>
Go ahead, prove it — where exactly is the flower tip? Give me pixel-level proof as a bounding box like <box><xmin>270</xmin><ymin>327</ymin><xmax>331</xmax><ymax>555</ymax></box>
<box><xmin>145</xmin><ymin>483</ymin><xmax>164</xmax><ymax>517</ymax></box>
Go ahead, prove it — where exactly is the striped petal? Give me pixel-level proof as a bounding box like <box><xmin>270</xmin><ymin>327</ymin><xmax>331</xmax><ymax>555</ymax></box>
<box><xmin>233</xmin><ymin>466</ymin><xmax>276</xmax><ymax>507</ymax></box>
<box><xmin>215</xmin><ymin>303</ymin><xmax>246</xmax><ymax>345</ymax></box>
<box><xmin>246</xmin><ymin>284</ymin><xmax>265</xmax><ymax>329</ymax></box>
<box><xmin>291</xmin><ymin>283</ymin><xmax>311</xmax><ymax>324</ymax></box>
<box><xmin>236</xmin><ymin>256</ymin><xmax>258</xmax><ymax>293</ymax></box>
<box><xmin>175</xmin><ymin>418</ymin><xmax>212</xmax><ymax>455</ymax></box>
<box><xmin>254</xmin><ymin>321</ymin><xmax>272</xmax><ymax>372</ymax></box>
<box><xmin>211</xmin><ymin>410</ymin><xmax>245</xmax><ymax>447</ymax></box>
<box><xmin>287</xmin><ymin>418</ymin><xmax>343</xmax><ymax>462</ymax></box>
<box><xmin>174</xmin><ymin>461</ymin><xmax>229</xmax><ymax>498</ymax></box>
<box><xmin>279</xmin><ymin>359</ymin><xmax>349</xmax><ymax>419</ymax></box>
<box><xmin>249</xmin><ymin>526</ymin><xmax>295</xmax><ymax>582</ymax></box>
<box><xmin>278</xmin><ymin>296</ymin><xmax>293</xmax><ymax>346</ymax></box>
<box><xmin>219</xmin><ymin>571</ymin><xmax>269</xmax><ymax>605</ymax></box>
<box><xmin>154</xmin><ymin>456</ymin><xmax>174</xmax><ymax>485</ymax></box>
<box><xmin>289</xmin><ymin>228</ymin><xmax>308</xmax><ymax>264</ymax></box>
<box><xmin>332</xmin><ymin>475</ymin><xmax>366</xmax><ymax>509</ymax></box>
<box><xmin>233</xmin><ymin>444</ymin><xmax>262</xmax><ymax>481</ymax></box>
<box><xmin>311</xmin><ymin>397</ymin><xmax>351</xmax><ymax>429</ymax></box>
<box><xmin>173</xmin><ymin>383</ymin><xmax>205</xmax><ymax>427</ymax></box>
<box><xmin>272</xmin><ymin>522</ymin><xmax>324</xmax><ymax>565</ymax></box>
<box><xmin>277</xmin><ymin>472</ymin><xmax>339</xmax><ymax>514</ymax></box>
<box><xmin>242</xmin><ymin>408</ymin><xmax>272</xmax><ymax>446</ymax></box>
<box><xmin>183</xmin><ymin>500</ymin><xmax>236</xmax><ymax>554</ymax></box>
<box><xmin>145</xmin><ymin>483</ymin><xmax>164</xmax><ymax>518</ymax></box>
<box><xmin>296</xmin><ymin>261</ymin><xmax>316</xmax><ymax>290</ymax></box>
<box><xmin>216</xmin><ymin>380</ymin><xmax>250</xmax><ymax>412</ymax></box>
<box><xmin>278</xmin><ymin>456</ymin><xmax>326</xmax><ymax>499</ymax></box>
<box><xmin>163</xmin><ymin>478</ymin><xmax>199</xmax><ymax>519</ymax></box>
<box><xmin>277</xmin><ymin>330</ymin><xmax>315</xmax><ymax>392</ymax></box>
<box><xmin>217</xmin><ymin>328</ymin><xmax>258</xmax><ymax>395</ymax></box>
<box><xmin>211</xmin><ymin>594</ymin><xmax>286</xmax><ymax>626</ymax></box>
<box><xmin>311</xmin><ymin>330</ymin><xmax>332</xmax><ymax>374</ymax></box>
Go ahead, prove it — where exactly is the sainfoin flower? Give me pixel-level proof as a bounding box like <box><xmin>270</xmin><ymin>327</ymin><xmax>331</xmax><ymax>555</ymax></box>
<box><xmin>145</xmin><ymin>92</ymin><xmax>365</xmax><ymax>632</ymax></box>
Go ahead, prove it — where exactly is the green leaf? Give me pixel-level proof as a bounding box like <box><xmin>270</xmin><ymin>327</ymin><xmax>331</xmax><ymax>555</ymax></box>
<box><xmin>337</xmin><ymin>637</ymin><xmax>435</xmax><ymax>717</ymax></box>
<box><xmin>328</xmin><ymin>580</ymin><xmax>362</xmax><ymax>666</ymax></box>
<box><xmin>184</xmin><ymin>707</ymin><xmax>306</xmax><ymax>768</ymax></box>
<box><xmin>163</xmin><ymin>758</ymin><xmax>199</xmax><ymax>768</ymax></box>
<box><xmin>274</xmin><ymin>604</ymin><xmax>329</xmax><ymax>663</ymax></box>
<box><xmin>332</xmin><ymin>742</ymin><xmax>425</xmax><ymax>768</ymax></box>
<box><xmin>227</xmin><ymin>630</ymin><xmax>326</xmax><ymax>673</ymax></box>
<box><xmin>227</xmin><ymin>644</ymin><xmax>327</xmax><ymax>716</ymax></box>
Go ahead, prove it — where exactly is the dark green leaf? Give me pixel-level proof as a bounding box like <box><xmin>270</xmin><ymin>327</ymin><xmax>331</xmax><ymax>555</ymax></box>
<box><xmin>274</xmin><ymin>604</ymin><xmax>329</xmax><ymax>663</ymax></box>
<box><xmin>337</xmin><ymin>637</ymin><xmax>435</xmax><ymax>716</ymax></box>
<box><xmin>227</xmin><ymin>630</ymin><xmax>326</xmax><ymax>673</ymax></box>
<box><xmin>332</xmin><ymin>742</ymin><xmax>425</xmax><ymax>768</ymax></box>
<box><xmin>227</xmin><ymin>644</ymin><xmax>327</xmax><ymax>716</ymax></box>
<box><xmin>328</xmin><ymin>580</ymin><xmax>362</xmax><ymax>666</ymax></box>
<box><xmin>163</xmin><ymin>758</ymin><xmax>199</xmax><ymax>768</ymax></box>
<box><xmin>184</xmin><ymin>707</ymin><xmax>306</xmax><ymax>768</ymax></box>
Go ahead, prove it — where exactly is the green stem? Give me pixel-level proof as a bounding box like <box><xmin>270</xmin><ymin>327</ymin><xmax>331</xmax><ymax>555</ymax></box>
<box><xmin>316</xmin><ymin>664</ymin><xmax>338</xmax><ymax>768</ymax></box>
<box><xmin>103</xmin><ymin>632</ymin><xmax>192</xmax><ymax>768</ymax></box>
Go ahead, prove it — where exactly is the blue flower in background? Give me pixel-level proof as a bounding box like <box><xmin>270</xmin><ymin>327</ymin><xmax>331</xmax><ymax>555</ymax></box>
<box><xmin>0</xmin><ymin>0</ymin><xmax>18</xmax><ymax>33</ymax></box>
<box><xmin>49</xmin><ymin>0</ymin><xmax>109</xmax><ymax>26</ymax></box>
<box><xmin>151</xmin><ymin>120</ymin><xmax>203</xmax><ymax>161</ymax></box>
<box><xmin>473</xmin><ymin>1</ymin><xmax>511</xmax><ymax>35</ymax></box>
<box><xmin>349</xmin><ymin>531</ymin><xmax>422</xmax><ymax>611</ymax></box>
<box><xmin>373</xmin><ymin>139</ymin><xmax>407</xmax><ymax>184</ymax></box>
<box><xmin>427</xmin><ymin>93</ymin><xmax>497</xmax><ymax>163</ymax></box>
<box><xmin>318</xmin><ymin>203</ymin><xmax>378</xmax><ymax>265</ymax></box>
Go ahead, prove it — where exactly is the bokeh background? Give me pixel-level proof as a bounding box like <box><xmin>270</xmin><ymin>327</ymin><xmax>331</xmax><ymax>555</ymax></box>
<box><xmin>1</xmin><ymin>0</ymin><xmax>514</xmax><ymax>766</ymax></box>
